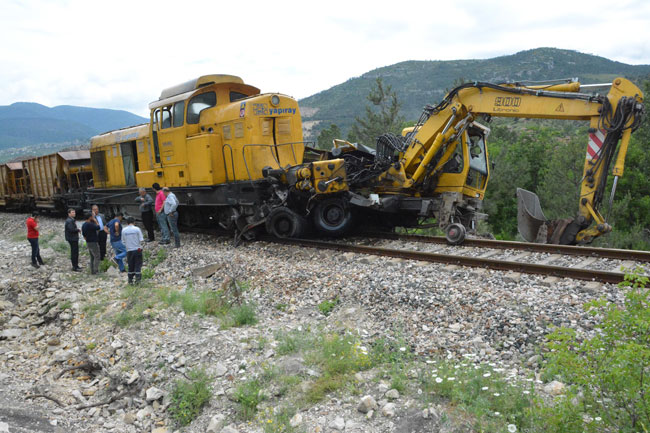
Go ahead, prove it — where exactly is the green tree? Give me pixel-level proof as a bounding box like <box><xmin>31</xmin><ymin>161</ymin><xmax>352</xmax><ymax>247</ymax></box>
<box><xmin>349</xmin><ymin>78</ymin><xmax>404</xmax><ymax>147</ymax></box>
<box><xmin>316</xmin><ymin>124</ymin><xmax>342</xmax><ymax>149</ymax></box>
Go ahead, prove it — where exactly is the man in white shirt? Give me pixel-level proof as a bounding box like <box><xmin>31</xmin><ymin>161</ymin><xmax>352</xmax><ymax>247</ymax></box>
<box><xmin>163</xmin><ymin>187</ymin><xmax>181</xmax><ymax>248</ymax></box>
<box><xmin>121</xmin><ymin>216</ymin><xmax>144</xmax><ymax>285</ymax></box>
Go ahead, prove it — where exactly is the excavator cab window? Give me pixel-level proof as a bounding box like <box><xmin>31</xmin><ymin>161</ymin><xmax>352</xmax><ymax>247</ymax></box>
<box><xmin>468</xmin><ymin>133</ymin><xmax>487</xmax><ymax>175</ymax></box>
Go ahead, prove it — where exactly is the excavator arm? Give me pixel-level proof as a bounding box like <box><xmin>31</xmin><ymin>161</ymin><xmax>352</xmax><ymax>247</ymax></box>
<box><xmin>382</xmin><ymin>77</ymin><xmax>644</xmax><ymax>244</ymax></box>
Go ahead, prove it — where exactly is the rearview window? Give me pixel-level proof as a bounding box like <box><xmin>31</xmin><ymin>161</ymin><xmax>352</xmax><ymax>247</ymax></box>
<box><xmin>187</xmin><ymin>92</ymin><xmax>216</xmax><ymax>124</ymax></box>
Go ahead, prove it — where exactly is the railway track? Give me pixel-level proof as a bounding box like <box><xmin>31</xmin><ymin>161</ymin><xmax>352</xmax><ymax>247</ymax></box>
<box><xmin>260</xmin><ymin>235</ymin><xmax>649</xmax><ymax>284</ymax></box>
<box><xmin>361</xmin><ymin>232</ymin><xmax>650</xmax><ymax>262</ymax></box>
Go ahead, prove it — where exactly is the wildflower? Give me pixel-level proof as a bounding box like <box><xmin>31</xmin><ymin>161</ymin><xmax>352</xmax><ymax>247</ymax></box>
<box><xmin>507</xmin><ymin>424</ymin><xmax>517</xmax><ymax>432</ymax></box>
<box><xmin>447</xmin><ymin>377</ymin><xmax>455</xmax><ymax>381</ymax></box>
<box><xmin>493</xmin><ymin>393</ymin><xmax>500</xmax><ymax>396</ymax></box>
<box><xmin>435</xmin><ymin>377</ymin><xmax>443</xmax><ymax>383</ymax></box>
<box><xmin>399</xmin><ymin>347</ymin><xmax>406</xmax><ymax>352</ymax></box>
<box><xmin>483</xmin><ymin>372</ymin><xmax>491</xmax><ymax>377</ymax></box>
<box><xmin>494</xmin><ymin>411</ymin><xmax>501</xmax><ymax>416</ymax></box>
<box><xmin>594</xmin><ymin>417</ymin><xmax>602</xmax><ymax>422</ymax></box>
<box><xmin>482</xmin><ymin>386</ymin><xmax>489</xmax><ymax>391</ymax></box>
<box><xmin>523</xmin><ymin>390</ymin><xmax>530</xmax><ymax>394</ymax></box>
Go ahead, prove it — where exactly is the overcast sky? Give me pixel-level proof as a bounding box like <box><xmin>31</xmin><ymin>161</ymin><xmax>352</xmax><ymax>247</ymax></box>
<box><xmin>2</xmin><ymin>0</ymin><xmax>649</xmax><ymax>117</ymax></box>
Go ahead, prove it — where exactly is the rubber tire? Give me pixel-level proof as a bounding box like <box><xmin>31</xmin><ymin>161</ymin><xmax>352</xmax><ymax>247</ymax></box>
<box><xmin>445</xmin><ymin>223</ymin><xmax>466</xmax><ymax>245</ymax></box>
<box><xmin>312</xmin><ymin>198</ymin><xmax>354</xmax><ymax>236</ymax></box>
<box><xmin>266</xmin><ymin>207</ymin><xmax>308</xmax><ymax>238</ymax></box>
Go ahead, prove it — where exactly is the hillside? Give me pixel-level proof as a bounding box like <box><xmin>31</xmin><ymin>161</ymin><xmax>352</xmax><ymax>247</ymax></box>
<box><xmin>0</xmin><ymin>102</ymin><xmax>147</xmax><ymax>148</ymax></box>
<box><xmin>299</xmin><ymin>48</ymin><xmax>650</xmax><ymax>139</ymax></box>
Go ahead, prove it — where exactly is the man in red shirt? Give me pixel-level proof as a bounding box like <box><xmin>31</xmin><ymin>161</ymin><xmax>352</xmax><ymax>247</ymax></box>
<box><xmin>153</xmin><ymin>183</ymin><xmax>170</xmax><ymax>245</ymax></box>
<box><xmin>26</xmin><ymin>211</ymin><xmax>44</xmax><ymax>269</ymax></box>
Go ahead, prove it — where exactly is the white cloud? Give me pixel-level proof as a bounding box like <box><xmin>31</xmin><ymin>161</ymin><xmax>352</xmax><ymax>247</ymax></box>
<box><xmin>1</xmin><ymin>0</ymin><xmax>649</xmax><ymax>116</ymax></box>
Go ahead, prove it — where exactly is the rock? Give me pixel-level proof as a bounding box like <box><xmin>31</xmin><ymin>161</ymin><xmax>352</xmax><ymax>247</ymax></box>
<box><xmin>278</xmin><ymin>357</ymin><xmax>304</xmax><ymax>375</ymax></box>
<box><xmin>127</xmin><ymin>370</ymin><xmax>140</xmax><ymax>385</ymax></box>
<box><xmin>0</xmin><ymin>328</ymin><xmax>23</xmax><ymax>339</ymax></box>
<box><xmin>214</xmin><ymin>362</ymin><xmax>228</xmax><ymax>377</ymax></box>
<box><xmin>544</xmin><ymin>380</ymin><xmax>565</xmax><ymax>396</ymax></box>
<box><xmin>381</xmin><ymin>402</ymin><xmax>396</xmax><ymax>417</ymax></box>
<box><xmin>328</xmin><ymin>417</ymin><xmax>345</xmax><ymax>431</ymax></box>
<box><xmin>357</xmin><ymin>395</ymin><xmax>378</xmax><ymax>413</ymax></box>
<box><xmin>207</xmin><ymin>414</ymin><xmax>225</xmax><ymax>433</ymax></box>
<box><xmin>123</xmin><ymin>412</ymin><xmax>136</xmax><ymax>424</ymax></box>
<box><xmin>47</xmin><ymin>337</ymin><xmax>61</xmax><ymax>346</ymax></box>
<box><xmin>0</xmin><ymin>422</ymin><xmax>9</xmax><ymax>433</ymax></box>
<box><xmin>526</xmin><ymin>354</ymin><xmax>541</xmax><ymax>367</ymax></box>
<box><xmin>136</xmin><ymin>405</ymin><xmax>153</xmax><ymax>420</ymax></box>
<box><xmin>385</xmin><ymin>389</ymin><xmax>400</xmax><ymax>400</ymax></box>
<box><xmin>289</xmin><ymin>413</ymin><xmax>303</xmax><ymax>427</ymax></box>
<box><xmin>7</xmin><ymin>316</ymin><xmax>21</xmax><ymax>326</ymax></box>
<box><xmin>111</xmin><ymin>339</ymin><xmax>123</xmax><ymax>349</ymax></box>
<box><xmin>71</xmin><ymin>389</ymin><xmax>86</xmax><ymax>404</ymax></box>
<box><xmin>106</xmin><ymin>266</ymin><xmax>119</xmax><ymax>276</ymax></box>
<box><xmin>151</xmin><ymin>428</ymin><xmax>169</xmax><ymax>433</ymax></box>
<box><xmin>221</xmin><ymin>426</ymin><xmax>239</xmax><ymax>433</ymax></box>
<box><xmin>146</xmin><ymin>386</ymin><xmax>165</xmax><ymax>402</ymax></box>
<box><xmin>448</xmin><ymin>323</ymin><xmax>461</xmax><ymax>333</ymax></box>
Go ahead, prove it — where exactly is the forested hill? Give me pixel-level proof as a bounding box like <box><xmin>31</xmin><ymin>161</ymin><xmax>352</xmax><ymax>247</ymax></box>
<box><xmin>0</xmin><ymin>102</ymin><xmax>147</xmax><ymax>148</ymax></box>
<box><xmin>299</xmin><ymin>48</ymin><xmax>650</xmax><ymax>138</ymax></box>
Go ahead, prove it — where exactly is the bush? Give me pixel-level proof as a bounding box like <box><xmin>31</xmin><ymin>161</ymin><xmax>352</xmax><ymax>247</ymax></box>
<box><xmin>235</xmin><ymin>379</ymin><xmax>263</xmax><ymax>419</ymax></box>
<box><xmin>317</xmin><ymin>297</ymin><xmax>339</xmax><ymax>316</ymax></box>
<box><xmin>168</xmin><ymin>368</ymin><xmax>211</xmax><ymax>426</ymax></box>
<box><xmin>544</xmin><ymin>269</ymin><xmax>650</xmax><ymax>432</ymax></box>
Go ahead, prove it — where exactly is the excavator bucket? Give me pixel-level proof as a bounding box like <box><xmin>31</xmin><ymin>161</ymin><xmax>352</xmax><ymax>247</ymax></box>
<box><xmin>516</xmin><ymin>188</ymin><xmax>547</xmax><ymax>242</ymax></box>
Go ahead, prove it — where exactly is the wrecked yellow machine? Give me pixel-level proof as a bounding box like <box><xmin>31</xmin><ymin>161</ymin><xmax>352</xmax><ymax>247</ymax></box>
<box><xmin>263</xmin><ymin>78</ymin><xmax>644</xmax><ymax>245</ymax></box>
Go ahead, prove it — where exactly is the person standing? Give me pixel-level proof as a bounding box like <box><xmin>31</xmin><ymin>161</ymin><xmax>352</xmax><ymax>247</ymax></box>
<box><xmin>65</xmin><ymin>209</ymin><xmax>82</xmax><ymax>272</ymax></box>
<box><xmin>81</xmin><ymin>212</ymin><xmax>100</xmax><ymax>275</ymax></box>
<box><xmin>26</xmin><ymin>211</ymin><xmax>44</xmax><ymax>269</ymax></box>
<box><xmin>135</xmin><ymin>187</ymin><xmax>155</xmax><ymax>242</ymax></box>
<box><xmin>92</xmin><ymin>205</ymin><xmax>107</xmax><ymax>261</ymax></box>
<box><xmin>122</xmin><ymin>216</ymin><xmax>144</xmax><ymax>285</ymax></box>
<box><xmin>153</xmin><ymin>183</ymin><xmax>170</xmax><ymax>245</ymax></box>
<box><xmin>163</xmin><ymin>187</ymin><xmax>180</xmax><ymax>248</ymax></box>
<box><xmin>106</xmin><ymin>212</ymin><xmax>127</xmax><ymax>273</ymax></box>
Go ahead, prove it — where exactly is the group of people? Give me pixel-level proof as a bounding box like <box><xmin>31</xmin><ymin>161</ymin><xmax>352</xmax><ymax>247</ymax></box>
<box><xmin>134</xmin><ymin>183</ymin><xmax>181</xmax><ymax>248</ymax></box>
<box><xmin>26</xmin><ymin>184</ymin><xmax>179</xmax><ymax>285</ymax></box>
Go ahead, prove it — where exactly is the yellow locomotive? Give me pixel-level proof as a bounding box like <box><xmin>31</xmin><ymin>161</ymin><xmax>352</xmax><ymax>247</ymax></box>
<box><xmin>87</xmin><ymin>74</ymin><xmax>305</xmax><ymax>234</ymax></box>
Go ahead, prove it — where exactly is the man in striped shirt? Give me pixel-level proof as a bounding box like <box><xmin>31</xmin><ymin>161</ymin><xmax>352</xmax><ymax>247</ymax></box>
<box><xmin>121</xmin><ymin>216</ymin><xmax>144</xmax><ymax>285</ymax></box>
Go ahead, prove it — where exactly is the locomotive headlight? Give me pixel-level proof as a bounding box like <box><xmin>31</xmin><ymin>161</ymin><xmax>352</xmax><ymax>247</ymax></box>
<box><xmin>270</xmin><ymin>95</ymin><xmax>280</xmax><ymax>106</ymax></box>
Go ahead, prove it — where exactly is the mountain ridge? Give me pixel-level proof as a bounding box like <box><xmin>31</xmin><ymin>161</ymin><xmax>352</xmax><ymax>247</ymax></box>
<box><xmin>299</xmin><ymin>48</ymin><xmax>650</xmax><ymax>139</ymax></box>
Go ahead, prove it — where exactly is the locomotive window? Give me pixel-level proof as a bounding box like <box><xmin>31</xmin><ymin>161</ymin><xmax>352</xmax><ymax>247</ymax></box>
<box><xmin>230</xmin><ymin>91</ymin><xmax>247</xmax><ymax>102</ymax></box>
<box><xmin>161</xmin><ymin>106</ymin><xmax>172</xmax><ymax>129</ymax></box>
<box><xmin>152</xmin><ymin>109</ymin><xmax>160</xmax><ymax>130</ymax></box>
<box><xmin>468</xmin><ymin>134</ymin><xmax>488</xmax><ymax>175</ymax></box>
<box><xmin>187</xmin><ymin>91</ymin><xmax>216</xmax><ymax>124</ymax></box>
<box><xmin>91</xmin><ymin>151</ymin><xmax>107</xmax><ymax>183</ymax></box>
<box><xmin>173</xmin><ymin>101</ymin><xmax>185</xmax><ymax>128</ymax></box>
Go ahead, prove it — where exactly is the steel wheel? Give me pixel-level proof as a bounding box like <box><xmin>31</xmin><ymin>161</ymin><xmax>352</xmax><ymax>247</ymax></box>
<box><xmin>445</xmin><ymin>222</ymin><xmax>466</xmax><ymax>245</ymax></box>
<box><xmin>312</xmin><ymin>198</ymin><xmax>354</xmax><ymax>236</ymax></box>
<box><xmin>266</xmin><ymin>207</ymin><xmax>307</xmax><ymax>238</ymax></box>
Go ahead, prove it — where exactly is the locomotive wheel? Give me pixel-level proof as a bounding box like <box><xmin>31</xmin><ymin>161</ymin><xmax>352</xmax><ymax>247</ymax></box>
<box><xmin>266</xmin><ymin>207</ymin><xmax>308</xmax><ymax>238</ymax></box>
<box><xmin>445</xmin><ymin>223</ymin><xmax>466</xmax><ymax>245</ymax></box>
<box><xmin>312</xmin><ymin>198</ymin><xmax>354</xmax><ymax>236</ymax></box>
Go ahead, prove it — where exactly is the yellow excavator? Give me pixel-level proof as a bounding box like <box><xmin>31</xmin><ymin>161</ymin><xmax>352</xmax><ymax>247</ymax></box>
<box><xmin>261</xmin><ymin>77</ymin><xmax>644</xmax><ymax>245</ymax></box>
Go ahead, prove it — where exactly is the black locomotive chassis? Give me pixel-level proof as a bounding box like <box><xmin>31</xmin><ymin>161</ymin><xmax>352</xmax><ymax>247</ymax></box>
<box><xmin>83</xmin><ymin>180</ymin><xmax>277</xmax><ymax>227</ymax></box>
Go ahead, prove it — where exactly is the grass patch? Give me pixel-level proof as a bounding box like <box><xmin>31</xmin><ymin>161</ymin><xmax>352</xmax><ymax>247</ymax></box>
<box><xmin>12</xmin><ymin>232</ymin><xmax>26</xmax><ymax>242</ymax></box>
<box><xmin>99</xmin><ymin>258</ymin><xmax>113</xmax><ymax>273</ymax></box>
<box><xmin>257</xmin><ymin>406</ymin><xmax>297</xmax><ymax>433</ymax></box>
<box><xmin>275</xmin><ymin>328</ymin><xmax>315</xmax><ymax>356</ymax></box>
<box><xmin>59</xmin><ymin>300</ymin><xmax>72</xmax><ymax>311</ymax></box>
<box><xmin>142</xmin><ymin>267</ymin><xmax>155</xmax><ymax>280</ymax></box>
<box><xmin>82</xmin><ymin>300</ymin><xmax>109</xmax><ymax>319</ymax></box>
<box><xmin>114</xmin><ymin>285</ymin><xmax>157</xmax><ymax>327</ymax></box>
<box><xmin>149</xmin><ymin>248</ymin><xmax>167</xmax><ymax>267</ymax></box>
<box><xmin>157</xmin><ymin>287</ymin><xmax>229</xmax><ymax>317</ymax></box>
<box><xmin>229</xmin><ymin>303</ymin><xmax>258</xmax><ymax>327</ymax></box>
<box><xmin>235</xmin><ymin>378</ymin><xmax>264</xmax><ymax>419</ymax></box>
<box><xmin>421</xmin><ymin>359</ymin><xmax>534</xmax><ymax>431</ymax></box>
<box><xmin>168</xmin><ymin>368</ymin><xmax>211</xmax><ymax>427</ymax></box>
<box><xmin>51</xmin><ymin>241</ymin><xmax>69</xmax><ymax>254</ymax></box>
<box><xmin>304</xmin><ymin>332</ymin><xmax>372</xmax><ymax>403</ymax></box>
<box><xmin>317</xmin><ymin>297</ymin><xmax>339</xmax><ymax>316</ymax></box>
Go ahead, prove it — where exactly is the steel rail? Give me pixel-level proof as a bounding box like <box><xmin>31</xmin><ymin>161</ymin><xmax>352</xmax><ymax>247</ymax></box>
<box><xmin>360</xmin><ymin>232</ymin><xmax>650</xmax><ymax>263</ymax></box>
<box><xmin>262</xmin><ymin>236</ymin><xmax>627</xmax><ymax>284</ymax></box>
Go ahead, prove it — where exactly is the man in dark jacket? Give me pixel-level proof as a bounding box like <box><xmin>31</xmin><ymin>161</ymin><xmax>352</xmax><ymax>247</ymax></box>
<box><xmin>135</xmin><ymin>187</ymin><xmax>155</xmax><ymax>241</ymax></box>
<box><xmin>64</xmin><ymin>208</ymin><xmax>82</xmax><ymax>272</ymax></box>
<box><xmin>81</xmin><ymin>212</ymin><xmax>100</xmax><ymax>275</ymax></box>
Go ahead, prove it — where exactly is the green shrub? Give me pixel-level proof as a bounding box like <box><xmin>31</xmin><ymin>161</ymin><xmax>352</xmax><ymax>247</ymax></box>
<box><xmin>168</xmin><ymin>368</ymin><xmax>211</xmax><ymax>426</ymax></box>
<box><xmin>141</xmin><ymin>268</ymin><xmax>155</xmax><ymax>280</ymax></box>
<box><xmin>544</xmin><ymin>269</ymin><xmax>650</xmax><ymax>432</ymax></box>
<box><xmin>317</xmin><ymin>297</ymin><xmax>339</xmax><ymax>316</ymax></box>
<box><xmin>230</xmin><ymin>303</ymin><xmax>257</xmax><ymax>327</ymax></box>
<box><xmin>99</xmin><ymin>258</ymin><xmax>112</xmax><ymax>273</ymax></box>
<box><xmin>235</xmin><ymin>379</ymin><xmax>264</xmax><ymax>419</ymax></box>
<box><xmin>276</xmin><ymin>328</ymin><xmax>314</xmax><ymax>356</ymax></box>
